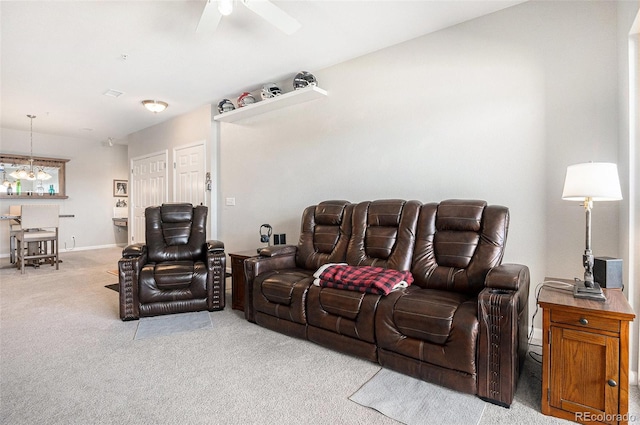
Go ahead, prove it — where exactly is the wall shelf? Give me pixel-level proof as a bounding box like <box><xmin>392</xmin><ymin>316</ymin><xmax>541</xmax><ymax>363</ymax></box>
<box><xmin>213</xmin><ymin>86</ymin><xmax>327</xmax><ymax>123</ymax></box>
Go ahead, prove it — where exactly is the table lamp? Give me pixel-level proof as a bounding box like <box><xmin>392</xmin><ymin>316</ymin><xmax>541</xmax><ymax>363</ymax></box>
<box><xmin>562</xmin><ymin>162</ymin><xmax>622</xmax><ymax>301</ymax></box>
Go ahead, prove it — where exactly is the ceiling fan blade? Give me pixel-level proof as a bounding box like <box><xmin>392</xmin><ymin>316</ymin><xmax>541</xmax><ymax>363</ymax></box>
<box><xmin>196</xmin><ymin>0</ymin><xmax>223</xmax><ymax>33</ymax></box>
<box><xmin>241</xmin><ymin>0</ymin><xmax>302</xmax><ymax>35</ymax></box>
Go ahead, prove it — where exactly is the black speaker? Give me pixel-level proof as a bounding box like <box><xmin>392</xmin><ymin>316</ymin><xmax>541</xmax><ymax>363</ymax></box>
<box><xmin>594</xmin><ymin>257</ymin><xmax>623</xmax><ymax>289</ymax></box>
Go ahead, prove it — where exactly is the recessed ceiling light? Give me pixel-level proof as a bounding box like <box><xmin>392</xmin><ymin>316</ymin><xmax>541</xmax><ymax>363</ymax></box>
<box><xmin>81</xmin><ymin>128</ymin><xmax>93</xmax><ymax>132</ymax></box>
<box><xmin>104</xmin><ymin>89</ymin><xmax>125</xmax><ymax>98</ymax></box>
<box><xmin>142</xmin><ymin>100</ymin><xmax>168</xmax><ymax>113</ymax></box>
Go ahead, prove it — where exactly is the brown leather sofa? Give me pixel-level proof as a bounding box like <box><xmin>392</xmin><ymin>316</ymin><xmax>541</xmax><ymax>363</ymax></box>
<box><xmin>118</xmin><ymin>203</ymin><xmax>226</xmax><ymax>320</ymax></box>
<box><xmin>244</xmin><ymin>199</ymin><xmax>529</xmax><ymax>407</ymax></box>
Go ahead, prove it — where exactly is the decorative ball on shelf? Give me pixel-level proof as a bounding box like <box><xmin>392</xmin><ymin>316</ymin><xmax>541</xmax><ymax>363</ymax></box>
<box><xmin>293</xmin><ymin>71</ymin><xmax>317</xmax><ymax>90</ymax></box>
<box><xmin>217</xmin><ymin>99</ymin><xmax>235</xmax><ymax>114</ymax></box>
<box><xmin>237</xmin><ymin>92</ymin><xmax>256</xmax><ymax>107</ymax></box>
<box><xmin>261</xmin><ymin>83</ymin><xmax>282</xmax><ymax>100</ymax></box>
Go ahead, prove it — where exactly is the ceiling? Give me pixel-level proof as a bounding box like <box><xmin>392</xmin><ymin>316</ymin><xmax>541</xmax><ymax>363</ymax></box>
<box><xmin>0</xmin><ymin>0</ymin><xmax>525</xmax><ymax>144</ymax></box>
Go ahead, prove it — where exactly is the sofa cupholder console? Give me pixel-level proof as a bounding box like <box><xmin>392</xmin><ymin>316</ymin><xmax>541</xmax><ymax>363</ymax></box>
<box><xmin>244</xmin><ymin>199</ymin><xmax>529</xmax><ymax>407</ymax></box>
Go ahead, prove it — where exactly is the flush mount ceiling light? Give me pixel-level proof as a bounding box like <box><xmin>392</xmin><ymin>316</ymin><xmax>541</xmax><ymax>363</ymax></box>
<box><xmin>142</xmin><ymin>100</ymin><xmax>168</xmax><ymax>113</ymax></box>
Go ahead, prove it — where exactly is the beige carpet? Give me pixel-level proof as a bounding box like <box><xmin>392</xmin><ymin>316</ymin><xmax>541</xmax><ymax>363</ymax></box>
<box><xmin>1</xmin><ymin>247</ymin><xmax>637</xmax><ymax>425</ymax></box>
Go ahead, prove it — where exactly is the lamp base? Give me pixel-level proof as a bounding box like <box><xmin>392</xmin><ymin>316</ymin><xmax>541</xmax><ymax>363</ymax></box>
<box><xmin>573</xmin><ymin>280</ymin><xmax>606</xmax><ymax>302</ymax></box>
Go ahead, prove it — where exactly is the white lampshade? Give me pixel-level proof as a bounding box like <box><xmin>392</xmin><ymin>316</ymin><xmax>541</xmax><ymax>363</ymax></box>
<box><xmin>562</xmin><ymin>162</ymin><xmax>622</xmax><ymax>201</ymax></box>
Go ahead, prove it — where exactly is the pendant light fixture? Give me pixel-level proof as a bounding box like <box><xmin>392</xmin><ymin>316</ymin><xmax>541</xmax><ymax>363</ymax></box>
<box><xmin>10</xmin><ymin>115</ymin><xmax>51</xmax><ymax>181</ymax></box>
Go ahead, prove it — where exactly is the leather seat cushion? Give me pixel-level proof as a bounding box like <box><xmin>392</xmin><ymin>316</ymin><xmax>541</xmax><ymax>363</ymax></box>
<box><xmin>260</xmin><ymin>270</ymin><xmax>313</xmax><ymax>306</ymax></box>
<box><xmin>139</xmin><ymin>261</ymin><xmax>207</xmax><ymax>303</ymax></box>
<box><xmin>318</xmin><ymin>286</ymin><xmax>366</xmax><ymax>320</ymax></box>
<box><xmin>375</xmin><ymin>287</ymin><xmax>479</xmax><ymax>375</ymax></box>
<box><xmin>393</xmin><ymin>289</ymin><xmax>470</xmax><ymax>345</ymax></box>
<box><xmin>152</xmin><ymin>261</ymin><xmax>198</xmax><ymax>289</ymax></box>
<box><xmin>307</xmin><ymin>285</ymin><xmax>380</xmax><ymax>343</ymax></box>
<box><xmin>253</xmin><ymin>269</ymin><xmax>314</xmax><ymax>325</ymax></box>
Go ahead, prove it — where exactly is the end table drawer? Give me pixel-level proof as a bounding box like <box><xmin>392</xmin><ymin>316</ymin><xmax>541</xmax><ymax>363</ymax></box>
<box><xmin>551</xmin><ymin>310</ymin><xmax>620</xmax><ymax>333</ymax></box>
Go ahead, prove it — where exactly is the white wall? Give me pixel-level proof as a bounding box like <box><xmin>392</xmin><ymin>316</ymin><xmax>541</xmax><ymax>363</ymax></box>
<box><xmin>127</xmin><ymin>104</ymin><xmax>220</xmax><ymax>238</ymax></box>
<box><xmin>0</xmin><ymin>128</ymin><xmax>129</xmax><ymax>252</ymax></box>
<box><xmin>217</xmin><ymin>0</ymin><xmax>634</xmax><ymax>364</ymax></box>
<box><xmin>116</xmin><ymin>1</ymin><xmax>638</xmax><ymax>375</ymax></box>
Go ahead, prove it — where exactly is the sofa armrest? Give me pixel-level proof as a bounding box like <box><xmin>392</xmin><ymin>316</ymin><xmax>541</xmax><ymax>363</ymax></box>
<box><xmin>477</xmin><ymin>264</ymin><xmax>530</xmax><ymax>407</ymax></box>
<box><xmin>243</xmin><ymin>249</ymin><xmax>297</xmax><ymax>323</ymax></box>
<box><xmin>258</xmin><ymin>245</ymin><xmax>297</xmax><ymax>257</ymax></box>
<box><xmin>485</xmin><ymin>263</ymin><xmax>529</xmax><ymax>291</ymax></box>
<box><xmin>118</xmin><ymin>246</ymin><xmax>148</xmax><ymax>321</ymax></box>
<box><xmin>122</xmin><ymin>243</ymin><xmax>146</xmax><ymax>259</ymax></box>
<box><xmin>206</xmin><ymin>243</ymin><xmax>226</xmax><ymax>311</ymax></box>
<box><xmin>206</xmin><ymin>240</ymin><xmax>225</xmax><ymax>253</ymax></box>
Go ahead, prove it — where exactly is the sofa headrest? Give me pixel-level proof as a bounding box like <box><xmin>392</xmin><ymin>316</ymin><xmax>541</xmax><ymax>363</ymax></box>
<box><xmin>296</xmin><ymin>201</ymin><xmax>353</xmax><ymax>270</ymax></box>
<box><xmin>367</xmin><ymin>199</ymin><xmax>405</xmax><ymax>227</ymax></box>
<box><xmin>436</xmin><ymin>200</ymin><xmax>486</xmax><ymax>232</ymax></box>
<box><xmin>347</xmin><ymin>200</ymin><xmax>420</xmax><ymax>271</ymax></box>
<box><xmin>315</xmin><ymin>200</ymin><xmax>350</xmax><ymax>225</ymax></box>
<box><xmin>145</xmin><ymin>204</ymin><xmax>208</xmax><ymax>262</ymax></box>
<box><xmin>411</xmin><ymin>200</ymin><xmax>508</xmax><ymax>295</ymax></box>
<box><xmin>161</xmin><ymin>203</ymin><xmax>194</xmax><ymax>223</ymax></box>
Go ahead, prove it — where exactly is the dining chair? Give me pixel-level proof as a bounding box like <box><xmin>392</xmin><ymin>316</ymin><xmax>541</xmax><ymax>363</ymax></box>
<box><xmin>15</xmin><ymin>204</ymin><xmax>60</xmax><ymax>274</ymax></box>
<box><xmin>8</xmin><ymin>205</ymin><xmax>21</xmax><ymax>264</ymax></box>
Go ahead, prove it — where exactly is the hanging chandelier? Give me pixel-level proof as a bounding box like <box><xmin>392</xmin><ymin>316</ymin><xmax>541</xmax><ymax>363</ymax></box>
<box><xmin>10</xmin><ymin>115</ymin><xmax>51</xmax><ymax>181</ymax></box>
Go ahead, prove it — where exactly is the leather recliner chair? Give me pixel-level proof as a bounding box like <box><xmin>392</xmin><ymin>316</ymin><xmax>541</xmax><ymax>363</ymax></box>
<box><xmin>118</xmin><ymin>203</ymin><xmax>226</xmax><ymax>321</ymax></box>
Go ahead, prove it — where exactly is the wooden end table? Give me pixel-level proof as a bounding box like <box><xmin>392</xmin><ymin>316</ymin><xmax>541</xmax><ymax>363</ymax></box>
<box><xmin>228</xmin><ymin>250</ymin><xmax>259</xmax><ymax>311</ymax></box>
<box><xmin>539</xmin><ymin>278</ymin><xmax>635</xmax><ymax>424</ymax></box>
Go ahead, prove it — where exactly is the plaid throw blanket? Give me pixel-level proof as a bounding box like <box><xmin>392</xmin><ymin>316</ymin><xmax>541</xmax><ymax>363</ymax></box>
<box><xmin>313</xmin><ymin>263</ymin><xmax>413</xmax><ymax>296</ymax></box>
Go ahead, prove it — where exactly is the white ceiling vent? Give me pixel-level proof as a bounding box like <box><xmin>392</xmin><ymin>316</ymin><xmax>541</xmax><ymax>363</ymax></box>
<box><xmin>103</xmin><ymin>89</ymin><xmax>125</xmax><ymax>98</ymax></box>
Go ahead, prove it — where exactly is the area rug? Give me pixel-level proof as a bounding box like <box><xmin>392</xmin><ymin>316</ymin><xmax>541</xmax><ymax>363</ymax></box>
<box><xmin>134</xmin><ymin>311</ymin><xmax>213</xmax><ymax>340</ymax></box>
<box><xmin>349</xmin><ymin>368</ymin><xmax>486</xmax><ymax>425</ymax></box>
<box><xmin>105</xmin><ymin>283</ymin><xmax>119</xmax><ymax>292</ymax></box>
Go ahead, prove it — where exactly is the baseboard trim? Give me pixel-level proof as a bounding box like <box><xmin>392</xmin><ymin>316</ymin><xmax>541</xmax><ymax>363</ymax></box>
<box><xmin>0</xmin><ymin>243</ymin><xmax>124</xmax><ymax>259</ymax></box>
<box><xmin>60</xmin><ymin>243</ymin><xmax>123</xmax><ymax>253</ymax></box>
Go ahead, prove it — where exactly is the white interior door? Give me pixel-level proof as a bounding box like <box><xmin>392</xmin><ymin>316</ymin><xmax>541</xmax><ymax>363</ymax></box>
<box><xmin>174</xmin><ymin>142</ymin><xmax>205</xmax><ymax>206</ymax></box>
<box><xmin>131</xmin><ymin>151</ymin><xmax>168</xmax><ymax>244</ymax></box>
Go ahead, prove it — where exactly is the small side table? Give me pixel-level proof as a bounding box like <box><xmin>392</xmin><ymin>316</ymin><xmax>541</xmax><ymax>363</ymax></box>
<box><xmin>229</xmin><ymin>250</ymin><xmax>259</xmax><ymax>311</ymax></box>
<box><xmin>539</xmin><ymin>279</ymin><xmax>635</xmax><ymax>424</ymax></box>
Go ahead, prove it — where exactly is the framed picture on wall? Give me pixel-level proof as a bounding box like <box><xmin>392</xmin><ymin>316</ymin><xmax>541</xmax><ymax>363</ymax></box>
<box><xmin>113</xmin><ymin>180</ymin><xmax>128</xmax><ymax>197</ymax></box>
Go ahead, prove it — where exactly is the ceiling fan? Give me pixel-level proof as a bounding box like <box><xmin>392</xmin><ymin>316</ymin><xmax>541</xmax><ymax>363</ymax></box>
<box><xmin>197</xmin><ymin>0</ymin><xmax>301</xmax><ymax>35</ymax></box>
